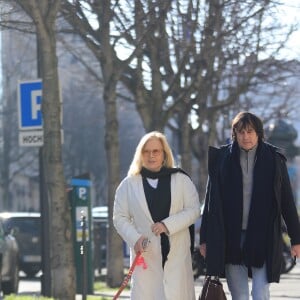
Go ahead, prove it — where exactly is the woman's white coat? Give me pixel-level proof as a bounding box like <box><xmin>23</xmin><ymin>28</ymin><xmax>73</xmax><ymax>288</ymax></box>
<box><xmin>113</xmin><ymin>172</ymin><xmax>200</xmax><ymax>300</ymax></box>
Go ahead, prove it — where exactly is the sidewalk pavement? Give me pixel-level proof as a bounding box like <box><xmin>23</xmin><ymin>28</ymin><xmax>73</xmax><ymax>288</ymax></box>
<box><xmin>195</xmin><ymin>262</ymin><xmax>300</xmax><ymax>299</ymax></box>
<box><xmin>83</xmin><ymin>263</ymin><xmax>300</xmax><ymax>299</ymax></box>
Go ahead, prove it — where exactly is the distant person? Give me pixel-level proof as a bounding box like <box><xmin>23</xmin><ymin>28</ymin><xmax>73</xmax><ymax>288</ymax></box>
<box><xmin>200</xmin><ymin>112</ymin><xmax>300</xmax><ymax>300</ymax></box>
<box><xmin>113</xmin><ymin>131</ymin><xmax>200</xmax><ymax>300</ymax></box>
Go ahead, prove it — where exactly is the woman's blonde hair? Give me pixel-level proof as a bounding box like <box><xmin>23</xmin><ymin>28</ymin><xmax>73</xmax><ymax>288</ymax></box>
<box><xmin>127</xmin><ymin>131</ymin><xmax>175</xmax><ymax>176</ymax></box>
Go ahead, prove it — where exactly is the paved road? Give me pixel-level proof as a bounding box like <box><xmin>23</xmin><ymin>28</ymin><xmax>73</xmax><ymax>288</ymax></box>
<box><xmin>93</xmin><ymin>263</ymin><xmax>300</xmax><ymax>299</ymax></box>
<box><xmin>194</xmin><ymin>262</ymin><xmax>300</xmax><ymax>300</ymax></box>
<box><xmin>18</xmin><ymin>273</ymin><xmax>41</xmax><ymax>296</ymax></box>
<box><xmin>18</xmin><ymin>263</ymin><xmax>300</xmax><ymax>299</ymax></box>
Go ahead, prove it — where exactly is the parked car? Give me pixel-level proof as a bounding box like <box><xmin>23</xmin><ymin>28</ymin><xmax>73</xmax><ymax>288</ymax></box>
<box><xmin>0</xmin><ymin>212</ymin><xmax>41</xmax><ymax>278</ymax></box>
<box><xmin>92</xmin><ymin>206</ymin><xmax>129</xmax><ymax>274</ymax></box>
<box><xmin>0</xmin><ymin>217</ymin><xmax>19</xmax><ymax>295</ymax></box>
<box><xmin>92</xmin><ymin>206</ymin><xmax>108</xmax><ymax>274</ymax></box>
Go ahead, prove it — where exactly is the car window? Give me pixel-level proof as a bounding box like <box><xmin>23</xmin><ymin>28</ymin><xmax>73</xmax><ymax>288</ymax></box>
<box><xmin>2</xmin><ymin>217</ymin><xmax>40</xmax><ymax>253</ymax></box>
<box><xmin>7</xmin><ymin>218</ymin><xmax>40</xmax><ymax>235</ymax></box>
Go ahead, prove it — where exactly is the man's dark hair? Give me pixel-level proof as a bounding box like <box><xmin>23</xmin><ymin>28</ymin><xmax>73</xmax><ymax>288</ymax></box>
<box><xmin>231</xmin><ymin>111</ymin><xmax>264</xmax><ymax>141</ymax></box>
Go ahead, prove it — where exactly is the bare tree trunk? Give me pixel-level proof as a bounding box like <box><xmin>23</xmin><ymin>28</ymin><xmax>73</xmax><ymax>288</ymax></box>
<box><xmin>100</xmin><ymin>2</ymin><xmax>124</xmax><ymax>287</ymax></box>
<box><xmin>60</xmin><ymin>0</ymin><xmax>125</xmax><ymax>287</ymax></box>
<box><xmin>13</xmin><ymin>1</ymin><xmax>76</xmax><ymax>298</ymax></box>
<box><xmin>178</xmin><ymin>114</ymin><xmax>192</xmax><ymax>174</ymax></box>
<box><xmin>38</xmin><ymin>26</ymin><xmax>76</xmax><ymax>300</ymax></box>
<box><xmin>103</xmin><ymin>84</ymin><xmax>124</xmax><ymax>287</ymax></box>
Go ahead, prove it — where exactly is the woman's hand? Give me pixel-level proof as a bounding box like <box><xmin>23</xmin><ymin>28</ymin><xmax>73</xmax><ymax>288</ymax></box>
<box><xmin>151</xmin><ymin>222</ymin><xmax>169</xmax><ymax>236</ymax></box>
<box><xmin>134</xmin><ymin>236</ymin><xmax>148</xmax><ymax>254</ymax></box>
<box><xmin>199</xmin><ymin>243</ymin><xmax>206</xmax><ymax>258</ymax></box>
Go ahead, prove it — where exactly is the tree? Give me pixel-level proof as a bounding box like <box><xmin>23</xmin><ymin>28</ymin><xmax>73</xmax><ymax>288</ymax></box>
<box><xmin>116</xmin><ymin>0</ymin><xmax>300</xmax><ymax>197</ymax></box>
<box><xmin>60</xmin><ymin>0</ymin><xmax>131</xmax><ymax>287</ymax></box>
<box><xmin>1</xmin><ymin>1</ymin><xmax>76</xmax><ymax>298</ymax></box>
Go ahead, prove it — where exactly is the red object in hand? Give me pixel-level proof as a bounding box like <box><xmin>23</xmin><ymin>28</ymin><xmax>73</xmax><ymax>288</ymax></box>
<box><xmin>113</xmin><ymin>238</ymin><xmax>149</xmax><ymax>300</ymax></box>
<box><xmin>113</xmin><ymin>252</ymin><xmax>146</xmax><ymax>300</ymax></box>
<box><xmin>136</xmin><ymin>255</ymin><xmax>148</xmax><ymax>269</ymax></box>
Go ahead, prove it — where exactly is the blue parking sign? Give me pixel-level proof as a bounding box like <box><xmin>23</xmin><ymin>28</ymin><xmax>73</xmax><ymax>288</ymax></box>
<box><xmin>18</xmin><ymin>80</ymin><xmax>43</xmax><ymax>130</ymax></box>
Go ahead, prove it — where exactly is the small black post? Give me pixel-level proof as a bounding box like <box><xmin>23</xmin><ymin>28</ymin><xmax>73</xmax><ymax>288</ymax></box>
<box><xmin>81</xmin><ymin>213</ymin><xmax>87</xmax><ymax>300</ymax></box>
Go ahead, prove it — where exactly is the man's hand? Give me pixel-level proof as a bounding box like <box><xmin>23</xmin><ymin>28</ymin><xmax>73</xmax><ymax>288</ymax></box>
<box><xmin>291</xmin><ymin>244</ymin><xmax>300</xmax><ymax>258</ymax></box>
<box><xmin>199</xmin><ymin>243</ymin><xmax>206</xmax><ymax>258</ymax></box>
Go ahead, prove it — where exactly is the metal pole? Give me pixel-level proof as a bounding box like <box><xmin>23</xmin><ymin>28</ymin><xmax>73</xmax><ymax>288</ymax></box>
<box><xmin>39</xmin><ymin>149</ymin><xmax>51</xmax><ymax>296</ymax></box>
<box><xmin>81</xmin><ymin>213</ymin><xmax>87</xmax><ymax>300</ymax></box>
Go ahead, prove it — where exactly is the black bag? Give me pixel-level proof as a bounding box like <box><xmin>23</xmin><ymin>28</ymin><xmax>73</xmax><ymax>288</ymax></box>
<box><xmin>199</xmin><ymin>276</ymin><xmax>227</xmax><ymax>300</ymax></box>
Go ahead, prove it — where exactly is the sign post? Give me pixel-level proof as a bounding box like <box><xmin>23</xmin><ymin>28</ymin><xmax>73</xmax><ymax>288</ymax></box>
<box><xmin>17</xmin><ymin>78</ymin><xmax>51</xmax><ymax>296</ymax></box>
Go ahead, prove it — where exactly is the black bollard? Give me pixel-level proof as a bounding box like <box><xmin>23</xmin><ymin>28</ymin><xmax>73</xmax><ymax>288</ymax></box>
<box><xmin>81</xmin><ymin>213</ymin><xmax>87</xmax><ymax>300</ymax></box>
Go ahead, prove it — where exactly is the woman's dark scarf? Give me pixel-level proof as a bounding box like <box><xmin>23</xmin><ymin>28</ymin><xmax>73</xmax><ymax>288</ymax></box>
<box><xmin>221</xmin><ymin>141</ymin><xmax>275</xmax><ymax>267</ymax></box>
<box><xmin>140</xmin><ymin>166</ymin><xmax>195</xmax><ymax>267</ymax></box>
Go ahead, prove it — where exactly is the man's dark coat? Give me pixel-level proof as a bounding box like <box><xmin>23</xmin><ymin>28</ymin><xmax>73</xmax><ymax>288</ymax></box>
<box><xmin>200</xmin><ymin>141</ymin><xmax>300</xmax><ymax>283</ymax></box>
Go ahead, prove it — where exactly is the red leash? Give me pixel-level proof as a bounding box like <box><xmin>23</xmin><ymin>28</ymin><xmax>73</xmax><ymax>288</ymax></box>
<box><xmin>113</xmin><ymin>239</ymin><xmax>149</xmax><ymax>300</ymax></box>
<box><xmin>113</xmin><ymin>252</ymin><xmax>142</xmax><ymax>300</ymax></box>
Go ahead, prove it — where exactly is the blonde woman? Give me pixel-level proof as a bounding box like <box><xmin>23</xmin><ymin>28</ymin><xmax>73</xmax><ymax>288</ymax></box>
<box><xmin>113</xmin><ymin>131</ymin><xmax>200</xmax><ymax>300</ymax></box>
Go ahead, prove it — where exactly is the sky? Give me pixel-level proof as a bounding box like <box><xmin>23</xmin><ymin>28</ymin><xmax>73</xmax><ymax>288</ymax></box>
<box><xmin>278</xmin><ymin>1</ymin><xmax>300</xmax><ymax>144</ymax></box>
<box><xmin>278</xmin><ymin>1</ymin><xmax>300</xmax><ymax>59</ymax></box>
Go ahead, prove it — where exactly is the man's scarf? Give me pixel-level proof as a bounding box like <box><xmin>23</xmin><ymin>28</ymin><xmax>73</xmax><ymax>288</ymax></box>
<box><xmin>221</xmin><ymin>142</ymin><xmax>275</xmax><ymax>267</ymax></box>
